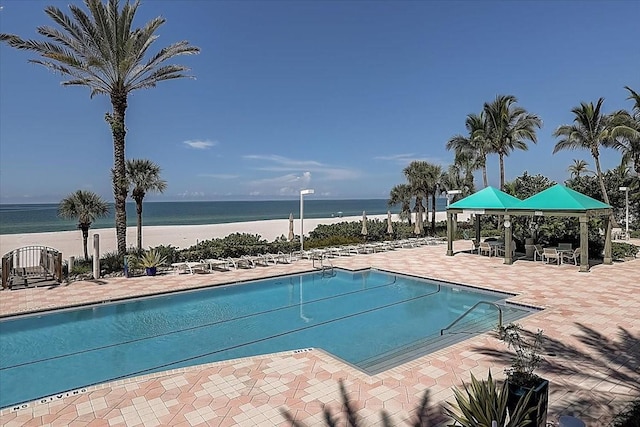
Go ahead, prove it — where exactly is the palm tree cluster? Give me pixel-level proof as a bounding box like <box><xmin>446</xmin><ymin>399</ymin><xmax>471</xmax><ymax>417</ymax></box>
<box><xmin>2</xmin><ymin>0</ymin><xmax>198</xmax><ymax>256</ymax></box>
<box><xmin>446</xmin><ymin>94</ymin><xmax>542</xmax><ymax>191</ymax></box>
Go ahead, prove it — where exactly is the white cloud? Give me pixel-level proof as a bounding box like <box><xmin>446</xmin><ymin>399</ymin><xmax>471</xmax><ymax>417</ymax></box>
<box><xmin>183</xmin><ymin>139</ymin><xmax>218</xmax><ymax>149</ymax></box>
<box><xmin>375</xmin><ymin>153</ymin><xmax>448</xmax><ymax>166</ymax></box>
<box><xmin>176</xmin><ymin>191</ymin><xmax>205</xmax><ymax>198</ymax></box>
<box><xmin>199</xmin><ymin>173</ymin><xmax>239</xmax><ymax>179</ymax></box>
<box><xmin>244</xmin><ymin>154</ymin><xmax>359</xmax><ymax>181</ymax></box>
<box><xmin>247</xmin><ymin>172</ymin><xmax>312</xmax><ymax>196</ymax></box>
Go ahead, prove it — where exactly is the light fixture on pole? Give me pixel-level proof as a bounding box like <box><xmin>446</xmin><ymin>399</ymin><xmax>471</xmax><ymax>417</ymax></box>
<box><xmin>619</xmin><ymin>186</ymin><xmax>629</xmax><ymax>240</ymax></box>
<box><xmin>446</xmin><ymin>189</ymin><xmax>462</xmax><ymax>207</ymax></box>
<box><xmin>300</xmin><ymin>189</ymin><xmax>314</xmax><ymax>252</ymax></box>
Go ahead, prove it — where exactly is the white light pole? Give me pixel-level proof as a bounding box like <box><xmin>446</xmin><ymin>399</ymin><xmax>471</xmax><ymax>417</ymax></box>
<box><xmin>446</xmin><ymin>189</ymin><xmax>462</xmax><ymax>207</ymax></box>
<box><xmin>300</xmin><ymin>189</ymin><xmax>314</xmax><ymax>251</ymax></box>
<box><xmin>619</xmin><ymin>186</ymin><xmax>629</xmax><ymax>240</ymax></box>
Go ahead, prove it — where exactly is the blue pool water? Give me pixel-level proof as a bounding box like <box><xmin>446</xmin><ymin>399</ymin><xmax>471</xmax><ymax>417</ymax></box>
<box><xmin>0</xmin><ymin>269</ymin><xmax>531</xmax><ymax>409</ymax></box>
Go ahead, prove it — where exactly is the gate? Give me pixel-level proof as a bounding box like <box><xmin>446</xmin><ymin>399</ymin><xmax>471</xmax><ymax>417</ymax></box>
<box><xmin>1</xmin><ymin>246</ymin><xmax>63</xmax><ymax>289</ymax></box>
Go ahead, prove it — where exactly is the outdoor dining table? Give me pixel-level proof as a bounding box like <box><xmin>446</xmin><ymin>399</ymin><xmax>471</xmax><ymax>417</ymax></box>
<box><xmin>546</xmin><ymin>247</ymin><xmax>574</xmax><ymax>264</ymax></box>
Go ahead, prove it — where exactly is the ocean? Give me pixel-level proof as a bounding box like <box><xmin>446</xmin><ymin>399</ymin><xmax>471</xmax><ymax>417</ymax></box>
<box><xmin>0</xmin><ymin>199</ymin><xmax>449</xmax><ymax>235</ymax></box>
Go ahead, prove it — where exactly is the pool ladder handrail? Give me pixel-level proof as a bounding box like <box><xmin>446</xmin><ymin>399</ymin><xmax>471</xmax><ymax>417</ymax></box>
<box><xmin>440</xmin><ymin>300</ymin><xmax>503</xmax><ymax>336</ymax></box>
<box><xmin>313</xmin><ymin>253</ymin><xmax>335</xmax><ymax>277</ymax></box>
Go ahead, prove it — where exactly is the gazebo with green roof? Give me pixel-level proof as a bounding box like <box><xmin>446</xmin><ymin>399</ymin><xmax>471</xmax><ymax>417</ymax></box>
<box><xmin>446</xmin><ymin>184</ymin><xmax>613</xmax><ymax>272</ymax></box>
<box><xmin>446</xmin><ymin>186</ymin><xmax>522</xmax><ymax>264</ymax></box>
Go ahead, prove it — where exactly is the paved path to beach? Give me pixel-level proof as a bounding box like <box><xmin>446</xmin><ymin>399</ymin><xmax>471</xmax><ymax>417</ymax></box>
<box><xmin>1</xmin><ymin>240</ymin><xmax>638</xmax><ymax>426</ymax></box>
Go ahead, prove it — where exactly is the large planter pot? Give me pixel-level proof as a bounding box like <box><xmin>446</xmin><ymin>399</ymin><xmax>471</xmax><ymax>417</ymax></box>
<box><xmin>145</xmin><ymin>267</ymin><xmax>157</xmax><ymax>276</ymax></box>
<box><xmin>507</xmin><ymin>378</ymin><xmax>549</xmax><ymax>427</ymax></box>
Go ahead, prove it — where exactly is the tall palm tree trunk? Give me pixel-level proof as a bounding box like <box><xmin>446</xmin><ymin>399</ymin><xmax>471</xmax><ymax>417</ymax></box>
<box><xmin>135</xmin><ymin>198</ymin><xmax>143</xmax><ymax>251</ymax></box>
<box><xmin>482</xmin><ymin>164</ymin><xmax>488</xmax><ymax>188</ymax></box>
<box><xmin>593</xmin><ymin>155</ymin><xmax>611</xmax><ymax>205</ymax></box>
<box><xmin>430</xmin><ymin>192</ymin><xmax>437</xmax><ymax>234</ymax></box>
<box><xmin>109</xmin><ymin>93</ymin><xmax>128</xmax><ymax>256</ymax></box>
<box><xmin>82</xmin><ymin>227</ymin><xmax>90</xmax><ymax>260</ymax></box>
<box><xmin>499</xmin><ymin>152</ymin><xmax>505</xmax><ymax>190</ymax></box>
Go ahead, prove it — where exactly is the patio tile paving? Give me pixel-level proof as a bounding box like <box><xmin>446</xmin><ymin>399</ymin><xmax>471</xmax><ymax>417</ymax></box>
<box><xmin>1</xmin><ymin>240</ymin><xmax>638</xmax><ymax>426</ymax></box>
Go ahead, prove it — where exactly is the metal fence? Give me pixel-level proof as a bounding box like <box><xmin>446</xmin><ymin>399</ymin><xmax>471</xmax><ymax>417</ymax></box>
<box><xmin>1</xmin><ymin>246</ymin><xmax>63</xmax><ymax>289</ymax></box>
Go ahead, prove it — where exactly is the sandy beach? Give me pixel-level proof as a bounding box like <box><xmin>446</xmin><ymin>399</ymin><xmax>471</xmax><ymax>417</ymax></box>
<box><xmin>0</xmin><ymin>212</ymin><xmax>465</xmax><ymax>258</ymax></box>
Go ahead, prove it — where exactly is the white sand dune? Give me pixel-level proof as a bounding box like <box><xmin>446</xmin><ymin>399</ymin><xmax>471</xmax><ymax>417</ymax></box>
<box><xmin>0</xmin><ymin>212</ymin><xmax>466</xmax><ymax>259</ymax></box>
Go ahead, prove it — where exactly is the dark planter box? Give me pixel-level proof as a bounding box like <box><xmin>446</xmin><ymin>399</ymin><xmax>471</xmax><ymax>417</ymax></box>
<box><xmin>145</xmin><ymin>267</ymin><xmax>157</xmax><ymax>276</ymax></box>
<box><xmin>507</xmin><ymin>378</ymin><xmax>549</xmax><ymax>427</ymax></box>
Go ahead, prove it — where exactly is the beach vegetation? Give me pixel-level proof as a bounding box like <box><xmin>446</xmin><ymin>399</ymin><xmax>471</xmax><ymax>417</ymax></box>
<box><xmin>134</xmin><ymin>248</ymin><xmax>167</xmax><ymax>268</ymax></box>
<box><xmin>483</xmin><ymin>95</ymin><xmax>543</xmax><ymax>191</ymax></box>
<box><xmin>1</xmin><ymin>0</ymin><xmax>200</xmax><ymax>257</ymax></box>
<box><xmin>616</xmin><ymin>86</ymin><xmax>640</xmax><ymax>177</ymax></box>
<box><xmin>58</xmin><ymin>190</ymin><xmax>110</xmax><ymax>260</ymax></box>
<box><xmin>611</xmin><ymin>242</ymin><xmax>639</xmax><ymax>261</ymax></box>
<box><xmin>553</xmin><ymin>98</ymin><xmax>637</xmax><ymax>205</ymax></box>
<box><xmin>125</xmin><ymin>159</ymin><xmax>167</xmax><ymax>251</ymax></box>
<box><xmin>403</xmin><ymin>161</ymin><xmax>443</xmax><ymax>234</ymax></box>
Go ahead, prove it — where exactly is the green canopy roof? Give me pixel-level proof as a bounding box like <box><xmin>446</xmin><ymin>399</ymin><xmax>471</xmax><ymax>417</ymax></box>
<box><xmin>514</xmin><ymin>184</ymin><xmax>611</xmax><ymax>211</ymax></box>
<box><xmin>448</xmin><ymin>186</ymin><xmax>522</xmax><ymax>210</ymax></box>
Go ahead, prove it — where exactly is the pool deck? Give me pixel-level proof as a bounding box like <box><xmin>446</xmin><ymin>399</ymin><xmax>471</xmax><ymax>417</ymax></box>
<box><xmin>1</xmin><ymin>240</ymin><xmax>639</xmax><ymax>426</ymax></box>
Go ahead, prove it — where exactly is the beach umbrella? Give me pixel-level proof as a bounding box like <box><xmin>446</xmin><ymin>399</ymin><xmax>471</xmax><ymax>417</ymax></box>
<box><xmin>288</xmin><ymin>213</ymin><xmax>294</xmax><ymax>241</ymax></box>
<box><xmin>361</xmin><ymin>211</ymin><xmax>368</xmax><ymax>236</ymax></box>
<box><xmin>386</xmin><ymin>210</ymin><xmax>394</xmax><ymax>235</ymax></box>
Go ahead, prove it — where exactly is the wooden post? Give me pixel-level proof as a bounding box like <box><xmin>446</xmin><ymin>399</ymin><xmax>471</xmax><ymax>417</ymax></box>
<box><xmin>579</xmin><ymin>216</ymin><xmax>589</xmax><ymax>272</ymax></box>
<box><xmin>504</xmin><ymin>214</ymin><xmax>513</xmax><ymax>265</ymax></box>
<box><xmin>446</xmin><ymin>212</ymin><xmax>454</xmax><ymax>256</ymax></box>
<box><xmin>93</xmin><ymin>234</ymin><xmax>100</xmax><ymax>279</ymax></box>
<box><xmin>1</xmin><ymin>255</ymin><xmax>9</xmax><ymax>289</ymax></box>
<box><xmin>55</xmin><ymin>252</ymin><xmax>62</xmax><ymax>283</ymax></box>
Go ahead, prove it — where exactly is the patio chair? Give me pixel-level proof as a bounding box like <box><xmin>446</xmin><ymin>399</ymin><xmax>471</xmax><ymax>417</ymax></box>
<box><xmin>471</xmin><ymin>239</ymin><xmax>480</xmax><ymax>254</ymax></box>
<box><xmin>478</xmin><ymin>242</ymin><xmax>493</xmax><ymax>257</ymax></box>
<box><xmin>542</xmin><ymin>248</ymin><xmax>561</xmax><ymax>265</ymax></box>
<box><xmin>533</xmin><ymin>245</ymin><xmax>545</xmax><ymax>262</ymax></box>
<box><xmin>562</xmin><ymin>247</ymin><xmax>581</xmax><ymax>266</ymax></box>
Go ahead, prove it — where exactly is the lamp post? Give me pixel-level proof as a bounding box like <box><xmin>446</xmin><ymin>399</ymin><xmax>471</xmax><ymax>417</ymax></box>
<box><xmin>619</xmin><ymin>186</ymin><xmax>629</xmax><ymax>240</ymax></box>
<box><xmin>300</xmin><ymin>189</ymin><xmax>314</xmax><ymax>251</ymax></box>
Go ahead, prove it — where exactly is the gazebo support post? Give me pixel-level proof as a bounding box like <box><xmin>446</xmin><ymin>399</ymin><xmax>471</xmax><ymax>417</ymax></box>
<box><xmin>603</xmin><ymin>216</ymin><xmax>612</xmax><ymax>265</ymax></box>
<box><xmin>446</xmin><ymin>212</ymin><xmax>454</xmax><ymax>256</ymax></box>
<box><xmin>504</xmin><ymin>213</ymin><xmax>513</xmax><ymax>265</ymax></box>
<box><xmin>474</xmin><ymin>214</ymin><xmax>481</xmax><ymax>245</ymax></box>
<box><xmin>579</xmin><ymin>216</ymin><xmax>589</xmax><ymax>272</ymax></box>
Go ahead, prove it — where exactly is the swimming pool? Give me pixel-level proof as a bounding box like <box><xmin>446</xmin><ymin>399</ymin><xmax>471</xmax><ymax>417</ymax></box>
<box><xmin>0</xmin><ymin>269</ymin><xmax>532</xmax><ymax>409</ymax></box>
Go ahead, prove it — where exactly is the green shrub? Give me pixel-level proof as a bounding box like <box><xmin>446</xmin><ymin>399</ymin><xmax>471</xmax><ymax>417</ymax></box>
<box><xmin>631</xmin><ymin>230</ymin><xmax>640</xmax><ymax>239</ymax></box>
<box><xmin>100</xmin><ymin>251</ymin><xmax>125</xmax><ymax>274</ymax></box>
<box><xmin>612</xmin><ymin>399</ymin><xmax>640</xmax><ymax>427</ymax></box>
<box><xmin>612</xmin><ymin>242</ymin><xmax>639</xmax><ymax>261</ymax></box>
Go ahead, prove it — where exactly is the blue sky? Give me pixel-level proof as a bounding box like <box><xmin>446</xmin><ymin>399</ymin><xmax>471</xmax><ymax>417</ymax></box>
<box><xmin>0</xmin><ymin>0</ymin><xmax>638</xmax><ymax>204</ymax></box>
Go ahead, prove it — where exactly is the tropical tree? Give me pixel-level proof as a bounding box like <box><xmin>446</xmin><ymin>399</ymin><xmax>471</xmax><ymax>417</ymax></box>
<box><xmin>1</xmin><ymin>0</ymin><xmax>199</xmax><ymax>256</ymax></box>
<box><xmin>58</xmin><ymin>190</ymin><xmax>110</xmax><ymax>260</ymax></box>
<box><xmin>425</xmin><ymin>163</ymin><xmax>444</xmax><ymax>234</ymax></box>
<box><xmin>388</xmin><ymin>183</ymin><xmax>413</xmax><ymax>224</ymax></box>
<box><xmin>613</xmin><ymin>86</ymin><xmax>640</xmax><ymax>176</ymax></box>
<box><xmin>126</xmin><ymin>159</ymin><xmax>167</xmax><ymax>251</ymax></box>
<box><xmin>446</xmin><ymin>112</ymin><xmax>491</xmax><ymax>188</ymax></box>
<box><xmin>567</xmin><ymin>159</ymin><xmax>591</xmax><ymax>178</ymax></box>
<box><xmin>553</xmin><ymin>98</ymin><xmax>637</xmax><ymax>204</ymax></box>
<box><xmin>403</xmin><ymin>161</ymin><xmax>430</xmax><ymax>233</ymax></box>
<box><xmin>483</xmin><ymin>95</ymin><xmax>542</xmax><ymax>190</ymax></box>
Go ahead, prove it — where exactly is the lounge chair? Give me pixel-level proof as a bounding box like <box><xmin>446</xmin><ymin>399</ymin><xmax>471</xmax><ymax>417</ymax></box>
<box><xmin>562</xmin><ymin>247</ymin><xmax>581</xmax><ymax>265</ymax></box>
<box><xmin>202</xmin><ymin>258</ymin><xmax>232</xmax><ymax>271</ymax></box>
<box><xmin>171</xmin><ymin>261</ymin><xmax>208</xmax><ymax>274</ymax></box>
<box><xmin>542</xmin><ymin>248</ymin><xmax>561</xmax><ymax>265</ymax></box>
<box><xmin>478</xmin><ymin>242</ymin><xmax>493</xmax><ymax>257</ymax></box>
<box><xmin>533</xmin><ymin>245</ymin><xmax>544</xmax><ymax>262</ymax></box>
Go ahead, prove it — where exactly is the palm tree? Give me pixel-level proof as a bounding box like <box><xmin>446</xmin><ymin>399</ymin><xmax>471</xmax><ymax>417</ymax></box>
<box><xmin>403</xmin><ymin>161</ymin><xmax>430</xmax><ymax>233</ymax></box>
<box><xmin>1</xmin><ymin>0</ymin><xmax>199</xmax><ymax>256</ymax></box>
<box><xmin>58</xmin><ymin>190</ymin><xmax>110</xmax><ymax>260</ymax></box>
<box><xmin>483</xmin><ymin>95</ymin><xmax>542</xmax><ymax>190</ymax></box>
<box><xmin>553</xmin><ymin>98</ymin><xmax>637</xmax><ymax>204</ymax></box>
<box><xmin>388</xmin><ymin>184</ymin><xmax>413</xmax><ymax>224</ymax></box>
<box><xmin>126</xmin><ymin>159</ymin><xmax>167</xmax><ymax>251</ymax></box>
<box><xmin>567</xmin><ymin>159</ymin><xmax>591</xmax><ymax>178</ymax></box>
<box><xmin>425</xmin><ymin>163</ymin><xmax>443</xmax><ymax>234</ymax></box>
<box><xmin>446</xmin><ymin>113</ymin><xmax>491</xmax><ymax>188</ymax></box>
<box><xmin>614</xmin><ymin>86</ymin><xmax>640</xmax><ymax>176</ymax></box>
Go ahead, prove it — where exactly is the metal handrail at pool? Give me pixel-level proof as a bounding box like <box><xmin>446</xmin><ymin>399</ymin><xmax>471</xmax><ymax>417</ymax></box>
<box><xmin>440</xmin><ymin>301</ymin><xmax>503</xmax><ymax>335</ymax></box>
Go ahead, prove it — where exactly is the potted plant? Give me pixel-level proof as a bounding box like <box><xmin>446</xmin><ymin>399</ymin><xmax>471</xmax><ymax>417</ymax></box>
<box><xmin>498</xmin><ymin>323</ymin><xmax>549</xmax><ymax>427</ymax></box>
<box><xmin>135</xmin><ymin>248</ymin><xmax>167</xmax><ymax>276</ymax></box>
<box><xmin>444</xmin><ymin>370</ymin><xmax>536</xmax><ymax>427</ymax></box>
